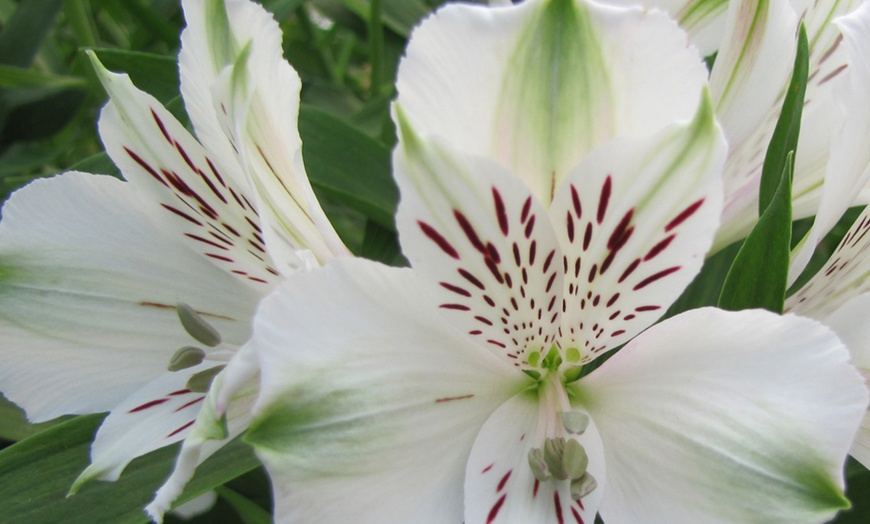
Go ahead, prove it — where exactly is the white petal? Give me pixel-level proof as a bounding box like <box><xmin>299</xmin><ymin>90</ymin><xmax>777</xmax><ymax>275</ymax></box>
<box><xmin>395</xmin><ymin>0</ymin><xmax>709</xmax><ymax>204</ymax></box>
<box><xmin>180</xmin><ymin>0</ymin><xmax>346</xmax><ymax>268</ymax></box>
<box><xmin>147</xmin><ymin>344</ymin><xmax>259</xmax><ymax>522</ymax></box>
<box><xmin>790</xmin><ymin>1</ymin><xmax>870</xmax><ymax>279</ymax></box>
<box><xmin>247</xmin><ymin>258</ymin><xmax>523</xmax><ymax>523</ymax></box>
<box><xmin>577</xmin><ymin>307</ymin><xmax>866</xmax><ymax>523</ymax></box>
<box><xmin>71</xmin><ymin>363</ymin><xmax>214</xmax><ymax>490</ymax></box>
<box><xmin>550</xmin><ymin>93</ymin><xmax>725</xmax><ymax>361</ymax></box>
<box><xmin>92</xmin><ymin>56</ymin><xmax>280</xmax><ymax>287</ymax></box>
<box><xmin>394</xmin><ymin>126</ymin><xmax>564</xmax><ymax>368</ymax></box>
<box><xmin>0</xmin><ymin>173</ymin><xmax>258</xmax><ymax>422</ymax></box>
<box><xmin>602</xmin><ymin>0</ymin><xmax>728</xmax><ymax>56</ymax></box>
<box><xmin>464</xmin><ymin>392</ymin><xmax>605</xmax><ymax>524</ymax></box>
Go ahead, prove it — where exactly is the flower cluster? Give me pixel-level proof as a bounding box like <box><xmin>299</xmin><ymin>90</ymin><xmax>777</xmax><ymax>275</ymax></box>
<box><xmin>2</xmin><ymin>0</ymin><xmax>870</xmax><ymax>522</ymax></box>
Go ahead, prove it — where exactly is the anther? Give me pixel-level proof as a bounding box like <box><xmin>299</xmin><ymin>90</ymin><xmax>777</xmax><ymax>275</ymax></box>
<box><xmin>561</xmin><ymin>438</ymin><xmax>589</xmax><ymax>480</ymax></box>
<box><xmin>527</xmin><ymin>448</ymin><xmax>551</xmax><ymax>481</ymax></box>
<box><xmin>177</xmin><ymin>302</ymin><xmax>222</xmax><ymax>347</ymax></box>
<box><xmin>561</xmin><ymin>411</ymin><xmax>589</xmax><ymax>435</ymax></box>
<box><xmin>186</xmin><ymin>365</ymin><xmax>225</xmax><ymax>392</ymax></box>
<box><xmin>544</xmin><ymin>438</ymin><xmax>568</xmax><ymax>480</ymax></box>
<box><xmin>570</xmin><ymin>472</ymin><xmax>598</xmax><ymax>500</ymax></box>
<box><xmin>167</xmin><ymin>346</ymin><xmax>206</xmax><ymax>371</ymax></box>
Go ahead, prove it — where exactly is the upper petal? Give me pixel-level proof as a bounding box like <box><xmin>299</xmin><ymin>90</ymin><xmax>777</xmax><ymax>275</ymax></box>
<box><xmin>395</xmin><ymin>0</ymin><xmax>710</xmax><ymax>204</ymax></box>
<box><xmin>246</xmin><ymin>258</ymin><xmax>523</xmax><ymax>523</ymax></box>
<box><xmin>577</xmin><ymin>307</ymin><xmax>866</xmax><ymax>523</ymax></box>
<box><xmin>550</xmin><ymin>92</ymin><xmax>725</xmax><ymax>362</ymax></box>
<box><xmin>0</xmin><ymin>173</ymin><xmax>258</xmax><ymax>422</ymax></box>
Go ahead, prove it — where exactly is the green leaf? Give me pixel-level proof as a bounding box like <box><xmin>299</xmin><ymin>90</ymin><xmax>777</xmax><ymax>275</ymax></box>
<box><xmin>0</xmin><ymin>394</ymin><xmax>67</xmax><ymax>442</ymax></box>
<box><xmin>360</xmin><ymin>219</ymin><xmax>406</xmax><ymax>266</ymax></box>
<box><xmin>718</xmin><ymin>154</ymin><xmax>793</xmax><ymax>312</ymax></box>
<box><xmin>0</xmin><ymin>414</ymin><xmax>260</xmax><ymax>524</ymax></box>
<box><xmin>759</xmin><ymin>23</ymin><xmax>808</xmax><ymax>213</ymax></box>
<box><xmin>0</xmin><ymin>0</ymin><xmax>63</xmax><ymax>67</ymax></box>
<box><xmin>215</xmin><ymin>486</ymin><xmax>272</xmax><ymax>524</ymax></box>
<box><xmin>833</xmin><ymin>459</ymin><xmax>870</xmax><ymax>522</ymax></box>
<box><xmin>89</xmin><ymin>48</ymin><xmax>180</xmax><ymax>104</ymax></box>
<box><xmin>0</xmin><ymin>64</ymin><xmax>86</xmax><ymax>89</ymax></box>
<box><xmin>336</xmin><ymin>0</ymin><xmax>431</xmax><ymax>38</ymax></box>
<box><xmin>299</xmin><ymin>105</ymin><xmax>397</xmax><ymax>229</ymax></box>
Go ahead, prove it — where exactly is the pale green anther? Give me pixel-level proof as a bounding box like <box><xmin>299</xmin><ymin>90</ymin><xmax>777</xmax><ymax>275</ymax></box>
<box><xmin>527</xmin><ymin>447</ymin><xmax>551</xmax><ymax>481</ymax></box>
<box><xmin>565</xmin><ymin>347</ymin><xmax>580</xmax><ymax>363</ymax></box>
<box><xmin>186</xmin><ymin>365</ymin><xmax>226</xmax><ymax>393</ymax></box>
<box><xmin>177</xmin><ymin>302</ymin><xmax>222</xmax><ymax>347</ymax></box>
<box><xmin>528</xmin><ymin>351</ymin><xmax>541</xmax><ymax>367</ymax></box>
<box><xmin>544</xmin><ymin>437</ymin><xmax>568</xmax><ymax>481</ymax></box>
<box><xmin>167</xmin><ymin>346</ymin><xmax>207</xmax><ymax>371</ymax></box>
<box><xmin>561</xmin><ymin>411</ymin><xmax>590</xmax><ymax>435</ymax></box>
<box><xmin>561</xmin><ymin>438</ymin><xmax>589</xmax><ymax>480</ymax></box>
<box><xmin>570</xmin><ymin>472</ymin><xmax>598</xmax><ymax>500</ymax></box>
<box><xmin>542</xmin><ymin>345</ymin><xmax>562</xmax><ymax>371</ymax></box>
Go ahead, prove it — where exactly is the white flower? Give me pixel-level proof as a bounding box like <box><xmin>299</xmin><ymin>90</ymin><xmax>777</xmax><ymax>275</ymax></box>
<box><xmin>244</xmin><ymin>1</ymin><xmax>868</xmax><ymax>522</ymax></box>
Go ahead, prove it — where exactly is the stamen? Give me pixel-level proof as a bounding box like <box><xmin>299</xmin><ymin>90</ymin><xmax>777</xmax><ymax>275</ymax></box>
<box><xmin>167</xmin><ymin>346</ymin><xmax>206</xmax><ymax>371</ymax></box>
<box><xmin>544</xmin><ymin>438</ymin><xmax>568</xmax><ymax>480</ymax></box>
<box><xmin>528</xmin><ymin>448</ymin><xmax>551</xmax><ymax>481</ymax></box>
<box><xmin>561</xmin><ymin>411</ymin><xmax>589</xmax><ymax>435</ymax></box>
<box><xmin>561</xmin><ymin>438</ymin><xmax>589</xmax><ymax>480</ymax></box>
<box><xmin>570</xmin><ymin>472</ymin><xmax>597</xmax><ymax>500</ymax></box>
<box><xmin>177</xmin><ymin>302</ymin><xmax>222</xmax><ymax>347</ymax></box>
<box><xmin>186</xmin><ymin>365</ymin><xmax>225</xmax><ymax>392</ymax></box>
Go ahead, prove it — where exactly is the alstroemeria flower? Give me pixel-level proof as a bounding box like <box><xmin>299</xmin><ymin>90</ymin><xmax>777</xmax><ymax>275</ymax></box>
<box><xmin>0</xmin><ymin>0</ymin><xmax>346</xmax><ymax>507</ymax></box>
<box><xmin>245</xmin><ymin>1</ymin><xmax>868</xmax><ymax>522</ymax></box>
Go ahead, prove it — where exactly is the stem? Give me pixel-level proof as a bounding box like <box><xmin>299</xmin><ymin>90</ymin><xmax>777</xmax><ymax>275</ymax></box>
<box><xmin>64</xmin><ymin>0</ymin><xmax>98</xmax><ymax>48</ymax></box>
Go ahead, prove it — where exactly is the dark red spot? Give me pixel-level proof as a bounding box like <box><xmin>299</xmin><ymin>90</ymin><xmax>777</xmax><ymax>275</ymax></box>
<box><xmin>129</xmin><ymin>398</ymin><xmax>169</xmax><ymax>413</ymax></box>
<box><xmin>435</xmin><ymin>394</ymin><xmax>474</xmax><ymax>403</ymax></box>
<box><xmin>571</xmin><ymin>185</ymin><xmax>582</xmax><ymax>218</ymax></box>
<box><xmin>482</xmin><ymin>464</ymin><xmax>494</xmax><ymax>473</ymax></box>
<box><xmin>618</xmin><ymin>259</ymin><xmax>641</xmax><ymax>283</ymax></box>
<box><xmin>185</xmin><ymin>233</ymin><xmax>228</xmax><ymax>250</ymax></box>
<box><xmin>546</xmin><ymin>272</ymin><xmax>557</xmax><ymax>293</ymax></box>
<box><xmin>168</xmin><ymin>389</ymin><xmax>191</xmax><ymax>396</ymax></box>
<box><xmin>455</xmin><ymin>210</ymin><xmax>487</xmax><ymax>253</ymax></box>
<box><xmin>543</xmin><ymin>250</ymin><xmax>555</xmax><ymax>273</ymax></box>
<box><xmin>571</xmin><ymin>506</ymin><xmax>584</xmax><ymax>524</ymax></box>
<box><xmin>521</xmin><ymin>197</ymin><xmax>532</xmax><ymax>223</ymax></box>
<box><xmin>606</xmin><ymin>293</ymin><xmax>620</xmax><ymax>307</ymax></box>
<box><xmin>484</xmin><ymin>296</ymin><xmax>496</xmax><ymax>307</ymax></box>
<box><xmin>665</xmin><ymin>199</ymin><xmax>704</xmax><ymax>232</ymax></box>
<box><xmin>419</xmin><ymin>221</ymin><xmax>459</xmax><ymax>259</ymax></box>
<box><xmin>612</xmin><ymin>329</ymin><xmax>626</xmax><ymax>336</ymax></box>
<box><xmin>513</xmin><ymin>243</ymin><xmax>521</xmax><ymax>266</ymax></box>
<box><xmin>529</xmin><ymin>241</ymin><xmax>537</xmax><ymax>266</ymax></box>
<box><xmin>636</xmin><ymin>305</ymin><xmax>661</xmax><ymax>312</ymax></box>
<box><xmin>566</xmin><ymin>212</ymin><xmax>575</xmax><ymax>242</ymax></box>
<box><xmin>485</xmin><ymin>259</ymin><xmax>505</xmax><ymax>284</ymax></box>
<box><xmin>174</xmin><ymin>141</ymin><xmax>196</xmax><ymax>172</ymax></box>
<box><xmin>645</xmin><ymin>234</ymin><xmax>676</xmax><ymax>261</ymax></box>
<box><xmin>205</xmin><ymin>253</ymin><xmax>234</xmax><ymax>263</ymax></box>
<box><xmin>222</xmin><ymin>222</ymin><xmax>241</xmax><ymax>237</ymax></box>
<box><xmin>459</xmin><ymin>268</ymin><xmax>486</xmax><ymax>290</ymax></box>
<box><xmin>174</xmin><ymin>396</ymin><xmax>205</xmax><ymax>412</ymax></box>
<box><xmin>161</xmin><ymin>204</ymin><xmax>203</xmax><ymax>226</ymax></box>
<box><xmin>151</xmin><ymin>109</ymin><xmax>172</xmax><ymax>143</ymax></box>
<box><xmin>196</xmin><ymin>168</ymin><xmax>228</xmax><ymax>204</ymax></box>
<box><xmin>608</xmin><ymin>210</ymin><xmax>634</xmax><ymax>250</ymax></box>
<box><xmin>475</xmin><ymin>315</ymin><xmax>494</xmax><ymax>326</ymax></box>
<box><xmin>583</xmin><ymin>224</ymin><xmax>593</xmax><ymax>250</ymax></box>
<box><xmin>597</xmin><ymin>176</ymin><xmax>612</xmax><ymax>224</ymax></box>
<box><xmin>440</xmin><ymin>303</ymin><xmax>471</xmax><ymax>311</ymax></box>
<box><xmin>588</xmin><ymin>264</ymin><xmax>598</xmax><ymax>283</ymax></box>
<box><xmin>633</xmin><ymin>266</ymin><xmax>681</xmax><ymax>290</ymax></box>
<box><xmin>440</xmin><ymin>282</ymin><xmax>472</xmax><ymax>297</ymax></box>
<box><xmin>488</xmin><ymin>340</ymin><xmax>507</xmax><ymax>348</ymax></box>
<box><xmin>533</xmin><ymin>479</ymin><xmax>540</xmax><ymax>497</ymax></box>
<box><xmin>487</xmin><ymin>494</ymin><xmax>507</xmax><ymax>524</ymax></box>
<box><xmin>166</xmin><ymin>420</ymin><xmax>195</xmax><ymax>438</ymax></box>
<box><xmin>524</xmin><ymin>215</ymin><xmax>536</xmax><ymax>239</ymax></box>
<box><xmin>124</xmin><ymin>147</ymin><xmax>167</xmax><ymax>186</ymax></box>
<box><xmin>487</xmin><ymin>243</ymin><xmax>501</xmax><ymax>264</ymax></box>
<box><xmin>497</xmin><ymin>470</ymin><xmax>513</xmax><ymax>492</ymax></box>
<box><xmin>493</xmin><ymin>188</ymin><xmax>509</xmax><ymax>236</ymax></box>
<box><xmin>554</xmin><ymin>491</ymin><xmax>565</xmax><ymax>524</ymax></box>
<box><xmin>205</xmin><ymin>158</ymin><xmax>227</xmax><ymax>188</ymax></box>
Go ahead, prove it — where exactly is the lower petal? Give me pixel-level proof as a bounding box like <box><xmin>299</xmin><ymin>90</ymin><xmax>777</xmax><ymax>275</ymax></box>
<box><xmin>577</xmin><ymin>307</ymin><xmax>866</xmax><ymax>523</ymax></box>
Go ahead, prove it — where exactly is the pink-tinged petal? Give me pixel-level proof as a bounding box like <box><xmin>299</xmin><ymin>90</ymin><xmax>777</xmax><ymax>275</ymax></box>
<box><xmin>790</xmin><ymin>1</ymin><xmax>870</xmax><ymax>280</ymax></box>
<box><xmin>92</xmin><ymin>56</ymin><xmax>279</xmax><ymax>287</ymax></box>
<box><xmin>550</xmin><ymin>93</ymin><xmax>725</xmax><ymax>362</ymax></box>
<box><xmin>71</xmin><ymin>361</ymin><xmax>216</xmax><ymax>490</ymax></box>
<box><xmin>394</xmin><ymin>127</ymin><xmax>563</xmax><ymax>368</ymax></box>
<box><xmin>395</xmin><ymin>0</ymin><xmax>709</xmax><ymax>204</ymax></box>
<box><xmin>247</xmin><ymin>258</ymin><xmax>523</xmax><ymax>524</ymax></box>
<box><xmin>787</xmin><ymin>206</ymin><xmax>870</xmax><ymax>319</ymax></box>
<box><xmin>819</xmin><ymin>293</ymin><xmax>870</xmax><ymax>469</ymax></box>
<box><xmin>0</xmin><ymin>173</ymin><xmax>257</xmax><ymax>422</ymax></box>
<box><xmin>578</xmin><ymin>308</ymin><xmax>866</xmax><ymax>522</ymax></box>
<box><xmin>181</xmin><ymin>0</ymin><xmax>347</xmax><ymax>267</ymax></box>
<box><xmin>465</xmin><ymin>393</ymin><xmax>605</xmax><ymax>524</ymax></box>
<box><xmin>148</xmin><ymin>344</ymin><xmax>259</xmax><ymax>522</ymax></box>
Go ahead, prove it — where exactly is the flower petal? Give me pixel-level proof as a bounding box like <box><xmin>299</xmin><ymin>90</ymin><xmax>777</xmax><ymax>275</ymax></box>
<box><xmin>92</xmin><ymin>55</ymin><xmax>280</xmax><ymax>287</ymax></box>
<box><xmin>180</xmin><ymin>0</ymin><xmax>346</xmax><ymax>268</ymax></box>
<box><xmin>550</xmin><ymin>92</ymin><xmax>725</xmax><ymax>361</ymax></box>
<box><xmin>464</xmin><ymin>392</ymin><xmax>606</xmax><ymax>524</ymax></box>
<box><xmin>395</xmin><ymin>0</ymin><xmax>709</xmax><ymax>204</ymax></box>
<box><xmin>246</xmin><ymin>258</ymin><xmax>523</xmax><ymax>523</ymax></box>
<box><xmin>394</xmin><ymin>123</ymin><xmax>564</xmax><ymax>368</ymax></box>
<box><xmin>147</xmin><ymin>343</ymin><xmax>259</xmax><ymax>522</ymax></box>
<box><xmin>577</xmin><ymin>307</ymin><xmax>866</xmax><ymax>522</ymax></box>
<box><xmin>0</xmin><ymin>173</ymin><xmax>258</xmax><ymax>422</ymax></box>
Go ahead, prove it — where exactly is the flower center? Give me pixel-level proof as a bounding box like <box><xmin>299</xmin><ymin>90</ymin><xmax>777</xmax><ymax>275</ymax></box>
<box><xmin>166</xmin><ymin>302</ymin><xmax>232</xmax><ymax>392</ymax></box>
<box><xmin>526</xmin><ymin>370</ymin><xmax>598</xmax><ymax>500</ymax></box>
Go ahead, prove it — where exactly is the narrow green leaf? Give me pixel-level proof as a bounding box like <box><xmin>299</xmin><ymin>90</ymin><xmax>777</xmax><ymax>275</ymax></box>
<box><xmin>759</xmin><ymin>23</ymin><xmax>808</xmax><ymax>213</ymax></box>
<box><xmin>718</xmin><ymin>154</ymin><xmax>793</xmax><ymax>312</ymax></box>
<box><xmin>0</xmin><ymin>414</ymin><xmax>260</xmax><ymax>524</ymax></box>
<box><xmin>0</xmin><ymin>0</ymin><xmax>62</xmax><ymax>67</ymax></box>
<box><xmin>0</xmin><ymin>394</ymin><xmax>67</xmax><ymax>442</ymax></box>
<box><xmin>0</xmin><ymin>64</ymin><xmax>86</xmax><ymax>89</ymax></box>
<box><xmin>215</xmin><ymin>486</ymin><xmax>272</xmax><ymax>524</ymax></box>
<box><xmin>337</xmin><ymin>0</ymin><xmax>430</xmax><ymax>38</ymax></box>
<box><xmin>299</xmin><ymin>105</ymin><xmax>397</xmax><ymax>229</ymax></box>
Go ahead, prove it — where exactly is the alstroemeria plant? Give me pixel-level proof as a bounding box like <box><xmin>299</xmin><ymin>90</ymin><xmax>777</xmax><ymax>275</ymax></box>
<box><xmin>245</xmin><ymin>0</ymin><xmax>868</xmax><ymax>522</ymax></box>
<box><xmin>0</xmin><ymin>0</ymin><xmax>346</xmax><ymax>511</ymax></box>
